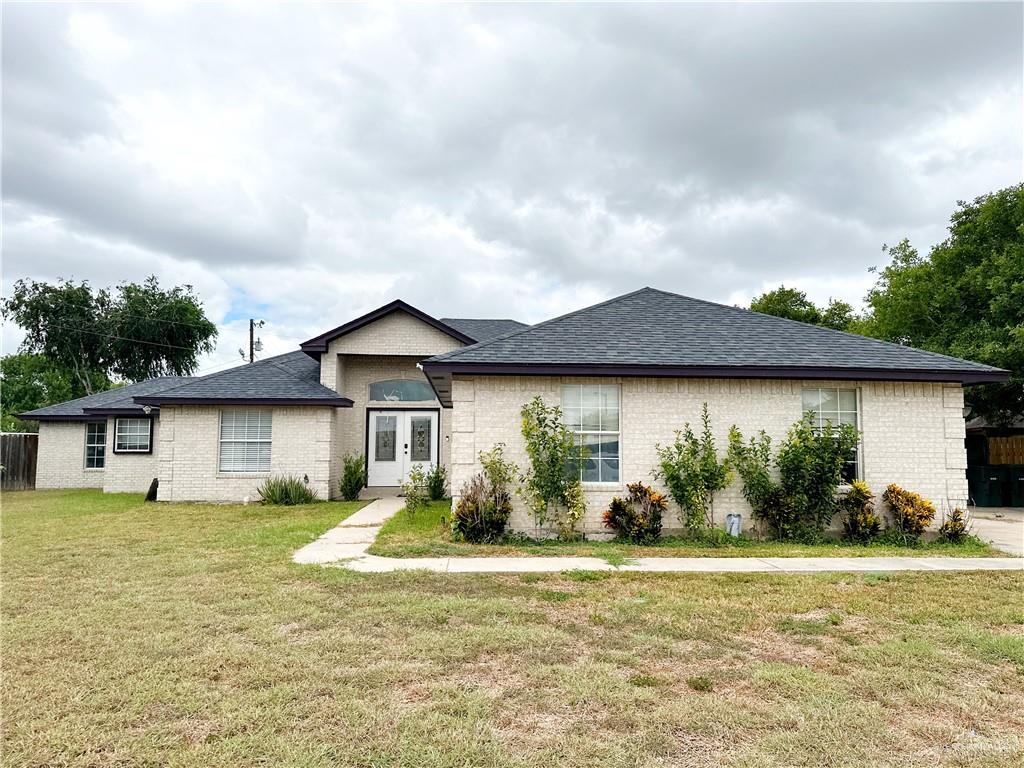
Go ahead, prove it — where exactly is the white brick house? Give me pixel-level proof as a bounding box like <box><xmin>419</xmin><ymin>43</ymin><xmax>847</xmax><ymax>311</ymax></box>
<box><xmin>22</xmin><ymin>289</ymin><xmax>1008</xmax><ymax>534</ymax></box>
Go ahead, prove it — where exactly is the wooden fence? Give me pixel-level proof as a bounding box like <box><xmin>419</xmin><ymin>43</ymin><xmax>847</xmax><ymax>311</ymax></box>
<box><xmin>1</xmin><ymin>433</ymin><xmax>38</xmax><ymax>491</ymax></box>
<box><xmin>989</xmin><ymin>436</ymin><xmax>1024</xmax><ymax>466</ymax></box>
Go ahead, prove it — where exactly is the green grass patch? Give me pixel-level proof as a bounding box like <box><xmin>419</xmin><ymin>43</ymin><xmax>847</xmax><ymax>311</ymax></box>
<box><xmin>3</xmin><ymin>489</ymin><xmax>1023</xmax><ymax>767</ymax></box>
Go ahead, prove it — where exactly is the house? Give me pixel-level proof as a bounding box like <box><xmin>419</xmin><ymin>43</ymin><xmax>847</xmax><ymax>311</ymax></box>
<box><xmin>22</xmin><ymin>288</ymin><xmax>1008</xmax><ymax>533</ymax></box>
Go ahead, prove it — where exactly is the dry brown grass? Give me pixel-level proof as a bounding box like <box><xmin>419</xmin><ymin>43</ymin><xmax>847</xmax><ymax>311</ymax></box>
<box><xmin>3</xmin><ymin>490</ymin><xmax>1023</xmax><ymax>767</ymax></box>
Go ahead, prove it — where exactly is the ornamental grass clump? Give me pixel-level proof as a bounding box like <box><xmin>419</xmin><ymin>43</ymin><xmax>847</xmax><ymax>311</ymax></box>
<box><xmin>883</xmin><ymin>483</ymin><xmax>936</xmax><ymax>545</ymax></box>
<box><xmin>938</xmin><ymin>507</ymin><xmax>970</xmax><ymax>544</ymax></box>
<box><xmin>451</xmin><ymin>444</ymin><xmax>516</xmax><ymax>543</ymax></box>
<box><xmin>840</xmin><ymin>480</ymin><xmax>881</xmax><ymax>544</ymax></box>
<box><xmin>654</xmin><ymin>403</ymin><xmax>730</xmax><ymax>533</ymax></box>
<box><xmin>602</xmin><ymin>482</ymin><xmax>668</xmax><ymax>544</ymax></box>
<box><xmin>257</xmin><ymin>474</ymin><xmax>320</xmax><ymax>505</ymax></box>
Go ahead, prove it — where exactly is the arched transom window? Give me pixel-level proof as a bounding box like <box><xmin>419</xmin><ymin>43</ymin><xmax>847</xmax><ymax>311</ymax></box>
<box><xmin>368</xmin><ymin>379</ymin><xmax>435</xmax><ymax>402</ymax></box>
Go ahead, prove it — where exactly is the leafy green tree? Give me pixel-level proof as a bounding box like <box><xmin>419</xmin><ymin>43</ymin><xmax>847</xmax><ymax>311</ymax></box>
<box><xmin>750</xmin><ymin>286</ymin><xmax>855</xmax><ymax>331</ymax></box>
<box><xmin>0</xmin><ymin>354</ymin><xmax>109</xmax><ymax>432</ymax></box>
<box><xmin>860</xmin><ymin>185</ymin><xmax>1024</xmax><ymax>425</ymax></box>
<box><xmin>3</xmin><ymin>276</ymin><xmax>218</xmax><ymax>395</ymax></box>
<box><xmin>519</xmin><ymin>396</ymin><xmax>586</xmax><ymax>540</ymax></box>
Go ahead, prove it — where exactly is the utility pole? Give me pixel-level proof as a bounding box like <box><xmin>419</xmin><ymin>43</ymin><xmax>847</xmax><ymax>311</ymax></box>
<box><xmin>248</xmin><ymin>319</ymin><xmax>265</xmax><ymax>363</ymax></box>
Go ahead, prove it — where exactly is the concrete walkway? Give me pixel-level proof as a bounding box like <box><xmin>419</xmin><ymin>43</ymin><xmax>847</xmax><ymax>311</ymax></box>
<box><xmin>294</xmin><ymin>498</ymin><xmax>1024</xmax><ymax>574</ymax></box>
<box><xmin>970</xmin><ymin>507</ymin><xmax>1024</xmax><ymax>557</ymax></box>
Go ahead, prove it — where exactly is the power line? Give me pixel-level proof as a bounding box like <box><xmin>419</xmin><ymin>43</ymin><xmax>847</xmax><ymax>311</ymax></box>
<box><xmin>27</xmin><ymin>321</ymin><xmax>200</xmax><ymax>351</ymax></box>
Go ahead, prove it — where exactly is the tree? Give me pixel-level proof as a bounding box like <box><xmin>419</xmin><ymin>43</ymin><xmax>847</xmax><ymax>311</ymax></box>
<box><xmin>750</xmin><ymin>286</ymin><xmax>855</xmax><ymax>331</ymax></box>
<box><xmin>3</xmin><ymin>276</ymin><xmax>218</xmax><ymax>395</ymax></box>
<box><xmin>0</xmin><ymin>354</ymin><xmax>109</xmax><ymax>432</ymax></box>
<box><xmin>859</xmin><ymin>185</ymin><xmax>1024</xmax><ymax>425</ymax></box>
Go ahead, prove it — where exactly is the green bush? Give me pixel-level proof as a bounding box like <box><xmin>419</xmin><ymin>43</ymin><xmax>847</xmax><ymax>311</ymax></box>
<box><xmin>339</xmin><ymin>453</ymin><xmax>366</xmax><ymax>501</ymax></box>
<box><xmin>602</xmin><ymin>482</ymin><xmax>667</xmax><ymax>544</ymax></box>
<box><xmin>519</xmin><ymin>396</ymin><xmax>586</xmax><ymax>540</ymax></box>
<box><xmin>728</xmin><ymin>415</ymin><xmax>859</xmax><ymax>541</ymax></box>
<box><xmin>257</xmin><ymin>475</ymin><xmax>320</xmax><ymax>505</ymax></box>
<box><xmin>451</xmin><ymin>444</ymin><xmax>516</xmax><ymax>542</ymax></box>
<box><xmin>883</xmin><ymin>483</ymin><xmax>936</xmax><ymax>545</ymax></box>
<box><xmin>840</xmin><ymin>480</ymin><xmax>881</xmax><ymax>543</ymax></box>
<box><xmin>653</xmin><ymin>403</ymin><xmax>731</xmax><ymax>532</ymax></box>
<box><xmin>939</xmin><ymin>507</ymin><xmax>970</xmax><ymax>544</ymax></box>
<box><xmin>686</xmin><ymin>676</ymin><xmax>713</xmax><ymax>693</ymax></box>
<box><xmin>401</xmin><ymin>465</ymin><xmax>429</xmax><ymax>517</ymax></box>
<box><xmin>425</xmin><ymin>463</ymin><xmax>448</xmax><ymax>501</ymax></box>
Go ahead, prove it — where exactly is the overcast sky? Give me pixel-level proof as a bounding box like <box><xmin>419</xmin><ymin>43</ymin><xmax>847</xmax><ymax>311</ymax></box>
<box><xmin>3</xmin><ymin>2</ymin><xmax>1021</xmax><ymax>374</ymax></box>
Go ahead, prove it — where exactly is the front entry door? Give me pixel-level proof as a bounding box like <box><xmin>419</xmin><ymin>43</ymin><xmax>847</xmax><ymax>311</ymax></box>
<box><xmin>367</xmin><ymin>410</ymin><xmax>438</xmax><ymax>487</ymax></box>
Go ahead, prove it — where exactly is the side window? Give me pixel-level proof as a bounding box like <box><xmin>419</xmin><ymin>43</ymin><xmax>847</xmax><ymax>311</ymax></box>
<box><xmin>801</xmin><ymin>387</ymin><xmax>860</xmax><ymax>482</ymax></box>
<box><xmin>562</xmin><ymin>384</ymin><xmax>620</xmax><ymax>483</ymax></box>
<box><xmin>85</xmin><ymin>422</ymin><xmax>106</xmax><ymax>469</ymax></box>
<box><xmin>114</xmin><ymin>418</ymin><xmax>152</xmax><ymax>453</ymax></box>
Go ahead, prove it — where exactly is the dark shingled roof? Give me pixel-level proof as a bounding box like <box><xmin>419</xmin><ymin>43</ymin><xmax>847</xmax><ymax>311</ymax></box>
<box><xmin>423</xmin><ymin>287</ymin><xmax>1008</xmax><ymax>384</ymax></box>
<box><xmin>440</xmin><ymin>318</ymin><xmax>529</xmax><ymax>342</ymax></box>
<box><xmin>135</xmin><ymin>350</ymin><xmax>352</xmax><ymax>407</ymax></box>
<box><xmin>19</xmin><ymin>377</ymin><xmax>194</xmax><ymax>421</ymax></box>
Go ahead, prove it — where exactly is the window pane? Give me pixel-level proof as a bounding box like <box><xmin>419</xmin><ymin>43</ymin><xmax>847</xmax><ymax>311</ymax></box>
<box><xmin>600</xmin><ymin>385</ymin><xmax>619</xmax><ymax>409</ymax></box>
<box><xmin>839</xmin><ymin>412</ymin><xmax>857</xmax><ymax>426</ymax></box>
<box><xmin>581</xmin><ymin>385</ymin><xmax>602</xmax><ymax>408</ymax></box>
<box><xmin>582</xmin><ymin>457</ymin><xmax>600</xmax><ymax>482</ymax></box>
<box><xmin>600</xmin><ymin>458</ymin><xmax>620</xmax><ymax>483</ymax></box>
<box><xmin>838</xmin><ymin>389</ymin><xmax>857</xmax><ymax>411</ymax></box>
<box><xmin>801</xmin><ymin>389</ymin><xmax>820</xmax><ymax>411</ymax></box>
<box><xmin>563</xmin><ymin>407</ymin><xmax>582</xmax><ymax>431</ymax></box>
<box><xmin>819</xmin><ymin>388</ymin><xmax>838</xmax><ymax>410</ymax></box>
<box><xmin>582</xmin><ymin>407</ymin><xmax>601</xmax><ymax>431</ymax></box>
<box><xmin>561</xmin><ymin>385</ymin><xmax>581</xmax><ymax>409</ymax></box>
<box><xmin>601</xmin><ymin>407</ymin><xmax>619</xmax><ymax>432</ymax></box>
<box><xmin>375</xmin><ymin>415</ymin><xmax>397</xmax><ymax>461</ymax></box>
<box><xmin>410</xmin><ymin>417</ymin><xmax>431</xmax><ymax>462</ymax></box>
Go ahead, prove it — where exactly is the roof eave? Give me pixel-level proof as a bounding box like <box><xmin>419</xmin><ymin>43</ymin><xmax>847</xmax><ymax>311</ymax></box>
<box><xmin>16</xmin><ymin>413</ymin><xmax>107</xmax><ymax>422</ymax></box>
<box><xmin>133</xmin><ymin>395</ymin><xmax>354</xmax><ymax>407</ymax></box>
<box><xmin>419</xmin><ymin>361</ymin><xmax>1010</xmax><ymax>385</ymax></box>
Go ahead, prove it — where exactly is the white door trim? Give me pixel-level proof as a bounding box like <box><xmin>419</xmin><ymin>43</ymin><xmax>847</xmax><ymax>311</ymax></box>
<box><xmin>366</xmin><ymin>408</ymin><xmax>440</xmax><ymax>487</ymax></box>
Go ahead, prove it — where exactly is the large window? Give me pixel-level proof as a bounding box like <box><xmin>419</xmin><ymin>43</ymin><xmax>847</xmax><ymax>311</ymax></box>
<box><xmin>801</xmin><ymin>387</ymin><xmax>859</xmax><ymax>482</ymax></box>
<box><xmin>368</xmin><ymin>379</ymin><xmax>435</xmax><ymax>402</ymax></box>
<box><xmin>85</xmin><ymin>422</ymin><xmax>106</xmax><ymax>469</ymax></box>
<box><xmin>219</xmin><ymin>410</ymin><xmax>272</xmax><ymax>473</ymax></box>
<box><xmin>114</xmin><ymin>418</ymin><xmax>152</xmax><ymax>453</ymax></box>
<box><xmin>562</xmin><ymin>384</ymin><xmax>620</xmax><ymax>483</ymax></box>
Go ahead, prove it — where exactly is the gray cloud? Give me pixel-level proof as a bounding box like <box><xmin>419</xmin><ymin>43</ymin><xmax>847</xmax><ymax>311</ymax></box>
<box><xmin>2</xmin><ymin>2</ymin><xmax>1020</xmax><ymax>370</ymax></box>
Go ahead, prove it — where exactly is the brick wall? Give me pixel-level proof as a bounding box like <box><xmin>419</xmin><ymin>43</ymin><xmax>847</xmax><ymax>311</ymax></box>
<box><xmin>35</xmin><ymin>422</ymin><xmax>105</xmax><ymax>489</ymax></box>
<box><xmin>450</xmin><ymin>375</ymin><xmax>969</xmax><ymax>536</ymax></box>
<box><xmin>156</xmin><ymin>405</ymin><xmax>333</xmax><ymax>502</ymax></box>
<box><xmin>103</xmin><ymin>417</ymin><xmax>160</xmax><ymax>493</ymax></box>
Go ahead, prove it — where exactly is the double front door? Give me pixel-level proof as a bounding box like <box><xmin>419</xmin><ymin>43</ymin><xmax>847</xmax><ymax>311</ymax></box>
<box><xmin>367</xmin><ymin>410</ymin><xmax>438</xmax><ymax>487</ymax></box>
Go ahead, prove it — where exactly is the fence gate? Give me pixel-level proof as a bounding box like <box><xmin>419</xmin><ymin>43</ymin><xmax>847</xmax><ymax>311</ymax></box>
<box><xmin>1</xmin><ymin>433</ymin><xmax>39</xmax><ymax>491</ymax></box>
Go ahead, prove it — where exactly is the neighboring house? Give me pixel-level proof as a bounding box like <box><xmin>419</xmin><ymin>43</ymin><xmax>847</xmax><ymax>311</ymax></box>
<box><xmin>22</xmin><ymin>288</ymin><xmax>1008</xmax><ymax>533</ymax></box>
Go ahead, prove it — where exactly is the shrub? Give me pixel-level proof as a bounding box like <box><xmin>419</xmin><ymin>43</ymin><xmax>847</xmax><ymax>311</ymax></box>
<box><xmin>938</xmin><ymin>507</ymin><xmax>970</xmax><ymax>544</ymax></box>
<box><xmin>519</xmin><ymin>396</ymin><xmax>586</xmax><ymax>540</ymax></box>
<box><xmin>602</xmin><ymin>482</ymin><xmax>668</xmax><ymax>544</ymax></box>
<box><xmin>840</xmin><ymin>480</ymin><xmax>881</xmax><ymax>544</ymax></box>
<box><xmin>451</xmin><ymin>444</ymin><xmax>516</xmax><ymax>543</ymax></box>
<box><xmin>257</xmin><ymin>474</ymin><xmax>320</xmax><ymax>505</ymax></box>
<box><xmin>339</xmin><ymin>453</ymin><xmax>366</xmax><ymax>501</ymax></box>
<box><xmin>401</xmin><ymin>465</ymin><xmax>429</xmax><ymax>517</ymax></box>
<box><xmin>728</xmin><ymin>415</ymin><xmax>859</xmax><ymax>541</ymax></box>
<box><xmin>425</xmin><ymin>463</ymin><xmax>448</xmax><ymax>501</ymax></box>
<box><xmin>653</xmin><ymin>403</ymin><xmax>731</xmax><ymax>532</ymax></box>
<box><xmin>883</xmin><ymin>483</ymin><xmax>936</xmax><ymax>544</ymax></box>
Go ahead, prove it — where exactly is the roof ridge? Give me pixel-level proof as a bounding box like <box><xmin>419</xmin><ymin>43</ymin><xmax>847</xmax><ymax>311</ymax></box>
<box><xmin>430</xmin><ymin>286</ymin><xmax>652</xmax><ymax>362</ymax></box>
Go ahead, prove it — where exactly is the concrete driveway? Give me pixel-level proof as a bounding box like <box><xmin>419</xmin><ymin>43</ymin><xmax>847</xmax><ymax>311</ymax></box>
<box><xmin>969</xmin><ymin>507</ymin><xmax>1024</xmax><ymax>556</ymax></box>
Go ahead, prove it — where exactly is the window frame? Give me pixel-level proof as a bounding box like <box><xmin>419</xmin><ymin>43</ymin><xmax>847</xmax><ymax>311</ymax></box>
<box><xmin>218</xmin><ymin>409</ymin><xmax>273</xmax><ymax>474</ymax></box>
<box><xmin>84</xmin><ymin>421</ymin><xmax>107</xmax><ymax>469</ymax></box>
<box><xmin>113</xmin><ymin>417</ymin><xmax>153</xmax><ymax>454</ymax></box>
<box><xmin>562</xmin><ymin>383</ymin><xmax>621</xmax><ymax>485</ymax></box>
<box><xmin>801</xmin><ymin>386</ymin><xmax>862</xmax><ymax>483</ymax></box>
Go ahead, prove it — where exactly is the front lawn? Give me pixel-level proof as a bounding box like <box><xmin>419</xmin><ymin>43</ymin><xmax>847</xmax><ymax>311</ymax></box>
<box><xmin>368</xmin><ymin>500</ymin><xmax>1003</xmax><ymax>559</ymax></box>
<box><xmin>3</xmin><ymin>490</ymin><xmax>1023</xmax><ymax>767</ymax></box>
